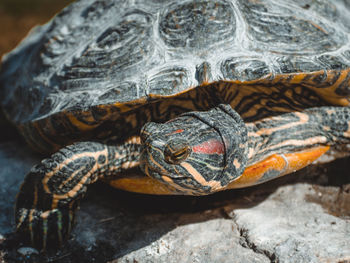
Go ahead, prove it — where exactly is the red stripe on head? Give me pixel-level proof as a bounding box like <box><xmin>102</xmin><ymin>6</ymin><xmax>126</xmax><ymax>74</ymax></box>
<box><xmin>172</xmin><ymin>129</ymin><xmax>184</xmax><ymax>134</ymax></box>
<box><xmin>192</xmin><ymin>139</ymin><xmax>225</xmax><ymax>155</ymax></box>
<box><xmin>166</xmin><ymin>129</ymin><xmax>184</xmax><ymax>136</ymax></box>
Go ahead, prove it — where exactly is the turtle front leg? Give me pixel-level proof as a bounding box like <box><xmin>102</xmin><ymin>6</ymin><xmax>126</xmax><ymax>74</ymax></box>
<box><xmin>15</xmin><ymin>137</ymin><xmax>141</xmax><ymax>250</ymax></box>
<box><xmin>227</xmin><ymin>106</ymin><xmax>350</xmax><ymax>188</ymax></box>
<box><xmin>247</xmin><ymin>106</ymin><xmax>350</xmax><ymax>164</ymax></box>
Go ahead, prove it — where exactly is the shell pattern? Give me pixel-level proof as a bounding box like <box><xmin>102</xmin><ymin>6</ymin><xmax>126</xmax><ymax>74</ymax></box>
<box><xmin>1</xmin><ymin>0</ymin><xmax>350</xmax><ymax>125</ymax></box>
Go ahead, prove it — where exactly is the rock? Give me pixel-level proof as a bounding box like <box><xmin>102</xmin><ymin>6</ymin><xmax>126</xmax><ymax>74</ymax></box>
<box><xmin>0</xmin><ymin>139</ymin><xmax>349</xmax><ymax>262</ymax></box>
<box><xmin>116</xmin><ymin>219</ymin><xmax>270</xmax><ymax>263</ymax></box>
<box><xmin>232</xmin><ymin>184</ymin><xmax>350</xmax><ymax>263</ymax></box>
<box><xmin>0</xmin><ymin>142</ymin><xmax>40</xmax><ymax>234</ymax></box>
<box><xmin>113</xmin><ymin>184</ymin><xmax>350</xmax><ymax>263</ymax></box>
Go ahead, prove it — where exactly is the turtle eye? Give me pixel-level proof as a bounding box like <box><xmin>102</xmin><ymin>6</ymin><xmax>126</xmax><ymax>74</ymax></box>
<box><xmin>164</xmin><ymin>140</ymin><xmax>191</xmax><ymax>164</ymax></box>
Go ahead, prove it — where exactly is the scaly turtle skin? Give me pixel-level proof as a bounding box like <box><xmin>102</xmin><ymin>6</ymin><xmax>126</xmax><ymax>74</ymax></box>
<box><xmin>0</xmin><ymin>0</ymin><xmax>349</xmax><ymax>250</ymax></box>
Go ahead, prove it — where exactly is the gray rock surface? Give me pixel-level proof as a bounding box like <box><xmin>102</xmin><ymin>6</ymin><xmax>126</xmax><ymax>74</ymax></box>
<box><xmin>0</xmin><ymin>139</ymin><xmax>349</xmax><ymax>262</ymax></box>
<box><xmin>117</xmin><ymin>219</ymin><xmax>270</xmax><ymax>263</ymax></box>
<box><xmin>233</xmin><ymin>185</ymin><xmax>350</xmax><ymax>263</ymax></box>
<box><xmin>116</xmin><ymin>184</ymin><xmax>350</xmax><ymax>263</ymax></box>
<box><xmin>0</xmin><ymin>141</ymin><xmax>40</xmax><ymax>235</ymax></box>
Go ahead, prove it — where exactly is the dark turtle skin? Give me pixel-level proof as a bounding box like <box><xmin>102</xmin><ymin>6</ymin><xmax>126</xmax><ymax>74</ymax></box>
<box><xmin>0</xmin><ymin>0</ymin><xmax>350</xmax><ymax>250</ymax></box>
<box><xmin>141</xmin><ymin>105</ymin><xmax>350</xmax><ymax>194</ymax></box>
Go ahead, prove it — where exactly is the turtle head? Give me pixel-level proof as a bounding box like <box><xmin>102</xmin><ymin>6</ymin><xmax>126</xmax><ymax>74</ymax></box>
<box><xmin>140</xmin><ymin>104</ymin><xmax>248</xmax><ymax>195</ymax></box>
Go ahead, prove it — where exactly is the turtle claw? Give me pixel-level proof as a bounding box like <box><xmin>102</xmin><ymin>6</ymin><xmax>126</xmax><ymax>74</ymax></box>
<box><xmin>15</xmin><ymin>205</ymin><xmax>76</xmax><ymax>251</ymax></box>
<box><xmin>14</xmin><ymin>166</ymin><xmax>78</xmax><ymax>250</ymax></box>
<box><xmin>13</xmin><ymin>142</ymin><xmax>111</xmax><ymax>250</ymax></box>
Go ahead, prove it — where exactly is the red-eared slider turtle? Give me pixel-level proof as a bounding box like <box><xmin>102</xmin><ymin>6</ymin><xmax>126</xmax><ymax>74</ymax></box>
<box><xmin>0</xmin><ymin>0</ymin><xmax>350</xmax><ymax>250</ymax></box>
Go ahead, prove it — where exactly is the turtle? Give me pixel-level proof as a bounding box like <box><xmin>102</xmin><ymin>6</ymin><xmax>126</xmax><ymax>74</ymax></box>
<box><xmin>1</xmin><ymin>0</ymin><xmax>350</xmax><ymax>250</ymax></box>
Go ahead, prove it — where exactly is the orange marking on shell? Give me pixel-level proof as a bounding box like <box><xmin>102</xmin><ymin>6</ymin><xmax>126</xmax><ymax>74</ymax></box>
<box><xmin>107</xmin><ymin>176</ymin><xmax>177</xmax><ymax>195</ymax></box>
<box><xmin>192</xmin><ymin>139</ymin><xmax>225</xmax><ymax>155</ymax></box>
<box><xmin>226</xmin><ymin>146</ymin><xmax>330</xmax><ymax>189</ymax></box>
<box><xmin>226</xmin><ymin>154</ymin><xmax>286</xmax><ymax>189</ymax></box>
<box><xmin>111</xmin><ymin>101</ymin><xmax>141</xmax><ymax>112</ymax></box>
<box><xmin>290</xmin><ymin>72</ymin><xmax>308</xmax><ymax>83</ymax></box>
<box><xmin>43</xmin><ymin>68</ymin><xmax>349</xmax><ymax>134</ymax></box>
<box><xmin>281</xmin><ymin>145</ymin><xmax>330</xmax><ymax>175</ymax></box>
<box><xmin>310</xmin><ymin>69</ymin><xmax>350</xmax><ymax>106</ymax></box>
<box><xmin>66</xmin><ymin>112</ymin><xmax>99</xmax><ymax>131</ymax></box>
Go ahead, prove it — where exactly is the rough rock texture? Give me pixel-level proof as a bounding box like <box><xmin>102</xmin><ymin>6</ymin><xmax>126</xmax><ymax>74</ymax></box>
<box><xmin>116</xmin><ymin>184</ymin><xmax>350</xmax><ymax>263</ymax></box>
<box><xmin>0</xmin><ymin>137</ymin><xmax>349</xmax><ymax>262</ymax></box>
<box><xmin>232</xmin><ymin>185</ymin><xmax>350</xmax><ymax>263</ymax></box>
<box><xmin>117</xmin><ymin>219</ymin><xmax>270</xmax><ymax>263</ymax></box>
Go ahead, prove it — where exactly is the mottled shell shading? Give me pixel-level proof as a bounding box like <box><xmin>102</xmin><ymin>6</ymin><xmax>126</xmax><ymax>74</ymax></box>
<box><xmin>1</xmin><ymin>0</ymin><xmax>350</xmax><ymax>124</ymax></box>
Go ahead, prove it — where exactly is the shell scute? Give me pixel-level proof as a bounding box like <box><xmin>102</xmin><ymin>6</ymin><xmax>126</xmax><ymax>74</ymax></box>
<box><xmin>221</xmin><ymin>57</ymin><xmax>270</xmax><ymax>81</ymax></box>
<box><xmin>240</xmin><ymin>0</ymin><xmax>346</xmax><ymax>54</ymax></box>
<box><xmin>159</xmin><ymin>0</ymin><xmax>236</xmax><ymax>49</ymax></box>
<box><xmin>0</xmin><ymin>0</ymin><xmax>350</xmax><ymax>152</ymax></box>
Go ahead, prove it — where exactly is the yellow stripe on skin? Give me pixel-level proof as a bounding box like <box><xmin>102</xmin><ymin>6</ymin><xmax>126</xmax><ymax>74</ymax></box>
<box><xmin>121</xmin><ymin>161</ymin><xmax>140</xmax><ymax>170</ymax></box>
<box><xmin>108</xmin><ymin>146</ymin><xmax>330</xmax><ymax>194</ymax></box>
<box><xmin>50</xmin><ymin>165</ymin><xmax>99</xmax><ymax>209</ymax></box>
<box><xmin>180</xmin><ymin>162</ymin><xmax>221</xmax><ymax>191</ymax></box>
<box><xmin>225</xmin><ymin>145</ymin><xmax>330</xmax><ymax>189</ymax></box>
<box><xmin>42</xmin><ymin>149</ymin><xmax>110</xmax><ymax>209</ymax></box>
<box><xmin>255</xmin><ymin>112</ymin><xmax>309</xmax><ymax>136</ymax></box>
<box><xmin>260</xmin><ymin>136</ymin><xmax>328</xmax><ymax>154</ymax></box>
<box><xmin>42</xmin><ymin>148</ymin><xmax>110</xmax><ymax>194</ymax></box>
<box><xmin>160</xmin><ymin>174</ymin><xmax>199</xmax><ymax>195</ymax></box>
<box><xmin>29</xmin><ymin>208</ymin><xmax>35</xmax><ymax>244</ymax></box>
<box><xmin>147</xmin><ymin>150</ymin><xmax>169</xmax><ymax>175</ymax></box>
<box><xmin>16</xmin><ymin>210</ymin><xmax>27</xmax><ymax>230</ymax></box>
<box><xmin>27</xmin><ymin>184</ymin><xmax>39</xmax><ymax>238</ymax></box>
<box><xmin>46</xmin><ymin>138</ymin><xmax>143</xmax><ymax>209</ymax></box>
<box><xmin>56</xmin><ymin>163</ymin><xmax>94</xmax><ymax>192</ymax></box>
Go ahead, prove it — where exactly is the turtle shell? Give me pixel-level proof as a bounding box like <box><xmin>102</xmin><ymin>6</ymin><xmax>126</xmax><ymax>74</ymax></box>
<box><xmin>1</xmin><ymin>0</ymin><xmax>350</xmax><ymax>153</ymax></box>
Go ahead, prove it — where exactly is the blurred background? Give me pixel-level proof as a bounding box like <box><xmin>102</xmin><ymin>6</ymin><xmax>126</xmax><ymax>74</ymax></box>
<box><xmin>0</xmin><ymin>0</ymin><xmax>74</xmax><ymax>58</ymax></box>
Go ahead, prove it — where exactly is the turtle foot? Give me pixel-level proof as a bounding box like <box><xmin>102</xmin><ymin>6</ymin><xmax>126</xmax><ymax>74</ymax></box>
<box><xmin>14</xmin><ymin>165</ymin><xmax>79</xmax><ymax>251</ymax></box>
<box><xmin>15</xmin><ymin>203</ymin><xmax>77</xmax><ymax>250</ymax></box>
